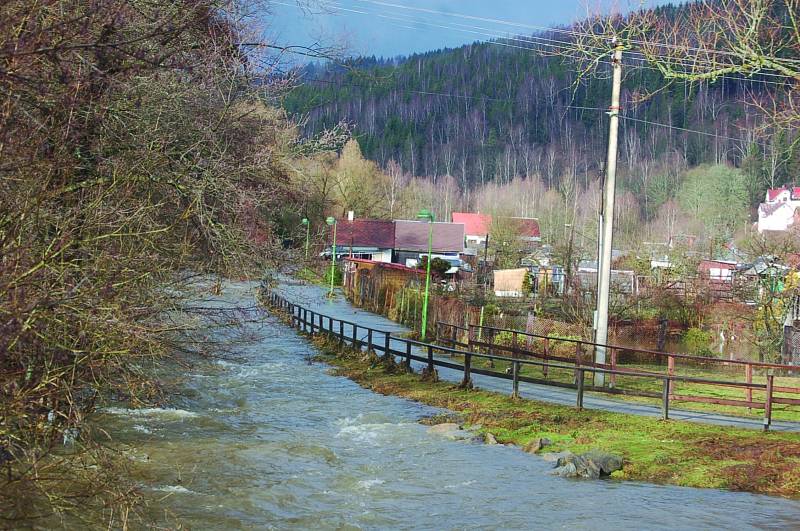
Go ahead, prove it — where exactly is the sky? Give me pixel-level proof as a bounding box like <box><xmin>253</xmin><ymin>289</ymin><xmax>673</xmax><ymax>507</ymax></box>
<box><xmin>266</xmin><ymin>0</ymin><xmax>679</xmax><ymax>60</ymax></box>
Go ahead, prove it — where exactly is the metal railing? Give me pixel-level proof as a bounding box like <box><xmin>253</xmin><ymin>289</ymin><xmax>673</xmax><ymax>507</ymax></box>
<box><xmin>265</xmin><ymin>291</ymin><xmax>786</xmax><ymax>431</ymax></box>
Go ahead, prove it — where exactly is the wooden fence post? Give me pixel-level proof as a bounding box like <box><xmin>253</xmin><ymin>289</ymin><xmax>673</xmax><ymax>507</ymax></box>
<box><xmin>405</xmin><ymin>340</ymin><xmax>412</xmax><ymax>370</ymax></box>
<box><xmin>543</xmin><ymin>338</ymin><xmax>549</xmax><ymax>378</ymax></box>
<box><xmin>511</xmin><ymin>360</ymin><xmax>520</xmax><ymax>399</ymax></box>
<box><xmin>746</xmin><ymin>364</ymin><xmax>753</xmax><ymax>410</ymax></box>
<box><xmin>367</xmin><ymin>328</ymin><xmax>373</xmax><ymax>352</ymax></box>
<box><xmin>461</xmin><ymin>351</ymin><xmax>472</xmax><ymax>388</ymax></box>
<box><xmin>338</xmin><ymin>320</ymin><xmax>344</xmax><ymax>347</ymax></box>
<box><xmin>426</xmin><ymin>344</ymin><xmax>434</xmax><ymax>373</ymax></box>
<box><xmin>384</xmin><ymin>332</ymin><xmax>391</xmax><ymax>356</ymax></box>
<box><xmin>662</xmin><ymin>377</ymin><xmax>670</xmax><ymax>420</ymax></box>
<box><xmin>574</xmin><ymin>343</ymin><xmax>582</xmax><ymax>385</ymax></box>
<box><xmin>764</xmin><ymin>373</ymin><xmax>774</xmax><ymax>432</ymax></box>
<box><xmin>610</xmin><ymin>347</ymin><xmax>617</xmax><ymax>388</ymax></box>
<box><xmin>352</xmin><ymin>324</ymin><xmax>358</xmax><ymax>349</ymax></box>
<box><xmin>576</xmin><ymin>368</ymin><xmax>585</xmax><ymax>410</ymax></box>
<box><xmin>667</xmin><ymin>355</ymin><xmax>675</xmax><ymax>395</ymax></box>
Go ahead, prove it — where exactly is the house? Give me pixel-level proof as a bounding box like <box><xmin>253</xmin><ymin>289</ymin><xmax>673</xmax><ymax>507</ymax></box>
<box><xmin>493</xmin><ymin>268</ymin><xmax>529</xmax><ymax>297</ymax></box>
<box><xmin>393</xmin><ymin>220</ymin><xmax>465</xmax><ymax>267</ymax></box>
<box><xmin>697</xmin><ymin>259</ymin><xmax>738</xmax><ymax>282</ymax></box>
<box><xmin>511</xmin><ymin>217</ymin><xmax>541</xmax><ymax>247</ymax></box>
<box><xmin>452</xmin><ymin>212</ymin><xmax>491</xmax><ymax>248</ymax></box>
<box><xmin>757</xmin><ymin>186</ymin><xmax>800</xmax><ymax>233</ymax></box>
<box><xmin>451</xmin><ymin>212</ymin><xmax>541</xmax><ymax>250</ymax></box>
<box><xmin>575</xmin><ymin>260</ymin><xmax>638</xmax><ymax>295</ymax></box>
<box><xmin>324</xmin><ymin>219</ymin><xmax>394</xmax><ymax>262</ymax></box>
<box><xmin>342</xmin><ymin>257</ymin><xmax>424</xmax><ymax>304</ymax></box>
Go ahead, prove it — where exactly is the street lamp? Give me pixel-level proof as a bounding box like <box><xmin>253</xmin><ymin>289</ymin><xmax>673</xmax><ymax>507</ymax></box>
<box><xmin>417</xmin><ymin>209</ymin><xmax>435</xmax><ymax>340</ymax></box>
<box><xmin>326</xmin><ymin>216</ymin><xmax>337</xmax><ymax>298</ymax></box>
<box><xmin>301</xmin><ymin>218</ymin><xmax>310</xmax><ymax>260</ymax></box>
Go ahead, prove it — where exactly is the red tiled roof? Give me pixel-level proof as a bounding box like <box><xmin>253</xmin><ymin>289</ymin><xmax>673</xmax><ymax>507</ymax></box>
<box><xmin>326</xmin><ymin>219</ymin><xmax>394</xmax><ymax>248</ymax></box>
<box><xmin>511</xmin><ymin>217</ymin><xmax>541</xmax><ymax>238</ymax></box>
<box><xmin>452</xmin><ymin>213</ymin><xmax>541</xmax><ymax>239</ymax></box>
<box><xmin>767</xmin><ymin>187</ymin><xmax>787</xmax><ymax>201</ymax></box>
<box><xmin>394</xmin><ymin>220</ymin><xmax>465</xmax><ymax>253</ymax></box>
<box><xmin>452</xmin><ymin>212</ymin><xmax>491</xmax><ymax>236</ymax></box>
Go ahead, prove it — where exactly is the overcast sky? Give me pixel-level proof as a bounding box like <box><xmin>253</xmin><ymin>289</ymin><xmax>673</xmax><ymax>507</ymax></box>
<box><xmin>266</xmin><ymin>1</ymin><xmax>680</xmax><ymax>60</ymax></box>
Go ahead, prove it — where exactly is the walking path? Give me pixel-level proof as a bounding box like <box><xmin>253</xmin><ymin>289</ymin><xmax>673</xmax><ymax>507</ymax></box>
<box><xmin>276</xmin><ymin>282</ymin><xmax>800</xmax><ymax>433</ymax></box>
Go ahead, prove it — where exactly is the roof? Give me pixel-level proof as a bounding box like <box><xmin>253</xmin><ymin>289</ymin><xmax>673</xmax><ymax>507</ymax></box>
<box><xmin>452</xmin><ymin>212</ymin><xmax>491</xmax><ymax>236</ymax></box>
<box><xmin>327</xmin><ymin>219</ymin><xmax>394</xmax><ymax>249</ymax></box>
<box><xmin>767</xmin><ymin>187</ymin><xmax>786</xmax><ymax>201</ymax></box>
<box><xmin>767</xmin><ymin>187</ymin><xmax>800</xmax><ymax>201</ymax></box>
<box><xmin>760</xmin><ymin>201</ymin><xmax>792</xmax><ymax>217</ymax></box>
<box><xmin>344</xmin><ymin>257</ymin><xmax>423</xmax><ymax>275</ymax></box>
<box><xmin>698</xmin><ymin>259</ymin><xmax>738</xmax><ymax>270</ymax></box>
<box><xmin>452</xmin><ymin>212</ymin><xmax>540</xmax><ymax>239</ymax></box>
<box><xmin>493</xmin><ymin>268</ymin><xmax>528</xmax><ymax>292</ymax></box>
<box><xmin>394</xmin><ymin>220</ymin><xmax>465</xmax><ymax>253</ymax></box>
<box><xmin>511</xmin><ymin>217</ymin><xmax>541</xmax><ymax>239</ymax></box>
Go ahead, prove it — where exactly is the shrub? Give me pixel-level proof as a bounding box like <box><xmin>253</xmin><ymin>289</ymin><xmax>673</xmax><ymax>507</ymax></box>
<box><xmin>683</xmin><ymin>327</ymin><xmax>714</xmax><ymax>356</ymax></box>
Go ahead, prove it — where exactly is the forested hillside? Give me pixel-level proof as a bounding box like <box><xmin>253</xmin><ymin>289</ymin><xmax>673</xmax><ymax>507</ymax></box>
<box><xmin>283</xmin><ymin>4</ymin><xmax>799</xmax><ymax>221</ymax></box>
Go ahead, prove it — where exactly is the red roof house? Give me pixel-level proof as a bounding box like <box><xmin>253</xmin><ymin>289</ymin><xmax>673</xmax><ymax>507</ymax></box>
<box><xmin>325</xmin><ymin>219</ymin><xmax>395</xmax><ymax>262</ymax></box>
<box><xmin>511</xmin><ymin>217</ymin><xmax>541</xmax><ymax>240</ymax></box>
<box><xmin>452</xmin><ymin>212</ymin><xmax>492</xmax><ymax>237</ymax></box>
<box><xmin>451</xmin><ymin>212</ymin><xmax>540</xmax><ymax>248</ymax></box>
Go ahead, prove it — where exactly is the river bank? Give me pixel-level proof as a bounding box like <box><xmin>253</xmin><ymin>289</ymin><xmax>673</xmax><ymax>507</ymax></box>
<box><xmin>302</xmin><ymin>331</ymin><xmax>800</xmax><ymax>497</ymax></box>
<box><xmin>83</xmin><ymin>279</ymin><xmax>800</xmax><ymax>529</ymax></box>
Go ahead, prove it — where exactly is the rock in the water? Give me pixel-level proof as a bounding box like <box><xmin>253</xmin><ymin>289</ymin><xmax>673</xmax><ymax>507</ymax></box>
<box><xmin>522</xmin><ymin>437</ymin><xmax>553</xmax><ymax>454</ymax></box>
<box><xmin>541</xmin><ymin>451</ymin><xmax>574</xmax><ymax>463</ymax></box>
<box><xmin>484</xmin><ymin>432</ymin><xmax>498</xmax><ymax>445</ymax></box>
<box><xmin>582</xmin><ymin>450</ymin><xmax>623</xmax><ymax>476</ymax></box>
<box><xmin>549</xmin><ymin>450</ymin><xmax>623</xmax><ymax>479</ymax></box>
<box><xmin>551</xmin><ymin>461</ymin><xmax>578</xmax><ymax>477</ymax></box>
<box><xmin>427</xmin><ymin>422</ymin><xmax>474</xmax><ymax>440</ymax></box>
<box><xmin>427</xmin><ymin>423</ymin><xmax>461</xmax><ymax>434</ymax></box>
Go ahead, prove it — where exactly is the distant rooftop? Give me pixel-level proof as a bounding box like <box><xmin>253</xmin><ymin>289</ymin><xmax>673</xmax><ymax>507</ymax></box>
<box><xmin>394</xmin><ymin>220</ymin><xmax>465</xmax><ymax>253</ymax></box>
<box><xmin>326</xmin><ymin>219</ymin><xmax>394</xmax><ymax>249</ymax></box>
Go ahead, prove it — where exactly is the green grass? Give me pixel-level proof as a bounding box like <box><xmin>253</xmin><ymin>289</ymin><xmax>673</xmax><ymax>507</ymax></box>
<box><xmin>309</xmin><ymin>336</ymin><xmax>800</xmax><ymax>497</ymax></box>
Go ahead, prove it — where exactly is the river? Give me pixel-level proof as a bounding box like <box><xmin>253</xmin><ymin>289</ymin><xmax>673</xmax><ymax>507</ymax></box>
<box><xmin>101</xmin><ymin>280</ymin><xmax>800</xmax><ymax>529</ymax></box>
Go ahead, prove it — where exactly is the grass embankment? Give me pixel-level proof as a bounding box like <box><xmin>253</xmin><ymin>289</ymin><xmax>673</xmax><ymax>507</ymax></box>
<box><xmin>309</xmin><ymin>336</ymin><xmax>800</xmax><ymax>498</ymax></box>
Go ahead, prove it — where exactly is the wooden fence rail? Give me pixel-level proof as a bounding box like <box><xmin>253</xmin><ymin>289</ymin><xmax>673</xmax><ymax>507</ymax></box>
<box><xmin>265</xmin><ymin>291</ymin><xmax>783</xmax><ymax>431</ymax></box>
<box><xmin>436</xmin><ymin>321</ymin><xmax>800</xmax><ymax>412</ymax></box>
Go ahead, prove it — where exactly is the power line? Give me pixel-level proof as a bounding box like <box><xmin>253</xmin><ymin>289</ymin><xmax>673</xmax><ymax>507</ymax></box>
<box><xmin>296</xmin><ymin>75</ymin><xmax>608</xmax><ymax>113</ymax></box>
<box><xmin>349</xmin><ymin>0</ymin><xmax>800</xmax><ymax>67</ymax></box>
<box><xmin>303</xmin><ymin>0</ymin><xmax>795</xmax><ymax>86</ymax></box>
<box><xmin>619</xmin><ymin>114</ymin><xmax>768</xmax><ymax>148</ymax></box>
<box><xmin>276</xmin><ymin>1</ymin><xmax>781</xmax><ymax>149</ymax></box>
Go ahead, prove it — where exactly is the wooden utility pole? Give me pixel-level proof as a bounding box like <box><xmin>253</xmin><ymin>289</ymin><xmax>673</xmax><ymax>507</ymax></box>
<box><xmin>594</xmin><ymin>41</ymin><xmax>623</xmax><ymax>387</ymax></box>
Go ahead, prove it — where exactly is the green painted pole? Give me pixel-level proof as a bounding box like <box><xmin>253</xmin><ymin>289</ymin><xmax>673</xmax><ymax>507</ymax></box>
<box><xmin>329</xmin><ymin>221</ymin><xmax>337</xmax><ymax>297</ymax></box>
<box><xmin>421</xmin><ymin>219</ymin><xmax>433</xmax><ymax>341</ymax></box>
<box><xmin>304</xmin><ymin>220</ymin><xmax>310</xmax><ymax>260</ymax></box>
<box><xmin>478</xmin><ymin>305</ymin><xmax>485</xmax><ymax>341</ymax></box>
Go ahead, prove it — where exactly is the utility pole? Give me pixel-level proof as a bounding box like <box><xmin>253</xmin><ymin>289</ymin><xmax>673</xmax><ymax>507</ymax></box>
<box><xmin>594</xmin><ymin>40</ymin><xmax>623</xmax><ymax>387</ymax></box>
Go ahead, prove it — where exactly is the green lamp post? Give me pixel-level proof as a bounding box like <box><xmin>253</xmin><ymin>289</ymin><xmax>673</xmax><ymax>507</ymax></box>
<box><xmin>326</xmin><ymin>216</ymin><xmax>337</xmax><ymax>297</ymax></box>
<box><xmin>301</xmin><ymin>217</ymin><xmax>310</xmax><ymax>260</ymax></box>
<box><xmin>417</xmin><ymin>209</ymin><xmax>435</xmax><ymax>340</ymax></box>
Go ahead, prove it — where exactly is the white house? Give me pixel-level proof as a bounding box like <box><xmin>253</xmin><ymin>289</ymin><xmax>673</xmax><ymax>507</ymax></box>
<box><xmin>758</xmin><ymin>187</ymin><xmax>800</xmax><ymax>233</ymax></box>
